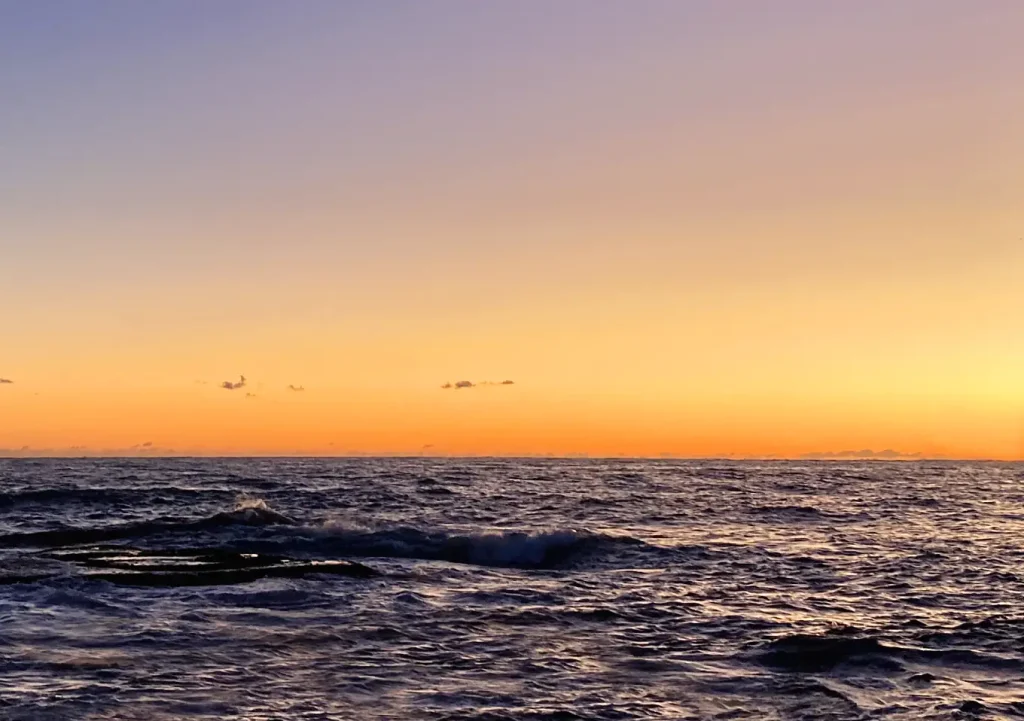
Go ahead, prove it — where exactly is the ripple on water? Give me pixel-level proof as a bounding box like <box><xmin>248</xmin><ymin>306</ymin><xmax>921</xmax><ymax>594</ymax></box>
<box><xmin>1</xmin><ymin>458</ymin><xmax>1022</xmax><ymax>719</ymax></box>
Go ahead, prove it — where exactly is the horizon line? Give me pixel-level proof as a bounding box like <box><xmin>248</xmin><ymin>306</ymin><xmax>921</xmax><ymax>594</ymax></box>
<box><xmin>0</xmin><ymin>453</ymin><xmax>1019</xmax><ymax>463</ymax></box>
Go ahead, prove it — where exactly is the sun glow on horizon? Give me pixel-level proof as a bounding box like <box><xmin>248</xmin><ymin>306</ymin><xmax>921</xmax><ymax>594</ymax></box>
<box><xmin>1</xmin><ymin>2</ymin><xmax>1022</xmax><ymax>459</ymax></box>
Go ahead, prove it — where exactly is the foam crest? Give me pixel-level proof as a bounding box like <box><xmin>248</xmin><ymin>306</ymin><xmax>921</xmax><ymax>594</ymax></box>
<box><xmin>205</xmin><ymin>497</ymin><xmax>296</xmax><ymax>527</ymax></box>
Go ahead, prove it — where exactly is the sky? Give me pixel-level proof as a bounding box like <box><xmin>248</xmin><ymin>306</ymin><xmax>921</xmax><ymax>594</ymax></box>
<box><xmin>1</xmin><ymin>0</ymin><xmax>1022</xmax><ymax>459</ymax></box>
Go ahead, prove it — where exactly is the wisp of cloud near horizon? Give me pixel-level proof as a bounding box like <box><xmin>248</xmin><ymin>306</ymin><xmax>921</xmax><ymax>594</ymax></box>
<box><xmin>441</xmin><ymin>380</ymin><xmax>515</xmax><ymax>390</ymax></box>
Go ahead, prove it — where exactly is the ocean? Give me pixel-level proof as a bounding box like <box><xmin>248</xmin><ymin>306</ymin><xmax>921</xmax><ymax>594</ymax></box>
<box><xmin>1</xmin><ymin>458</ymin><xmax>1021</xmax><ymax>720</ymax></box>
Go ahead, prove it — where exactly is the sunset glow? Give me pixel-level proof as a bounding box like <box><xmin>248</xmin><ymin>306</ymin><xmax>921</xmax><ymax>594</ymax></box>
<box><xmin>2</xmin><ymin>1</ymin><xmax>1022</xmax><ymax>458</ymax></box>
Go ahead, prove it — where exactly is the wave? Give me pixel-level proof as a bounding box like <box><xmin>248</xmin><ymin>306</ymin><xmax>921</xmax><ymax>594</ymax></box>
<box><xmin>0</xmin><ymin>499</ymin><xmax>651</xmax><ymax>570</ymax></box>
<box><xmin>0</xmin><ymin>488</ymin><xmax>126</xmax><ymax>508</ymax></box>
<box><xmin>754</xmin><ymin>630</ymin><xmax>1024</xmax><ymax>674</ymax></box>
<box><xmin>0</xmin><ymin>485</ymin><xmax>231</xmax><ymax>509</ymax></box>
<box><xmin>294</xmin><ymin>524</ymin><xmax>646</xmax><ymax>569</ymax></box>
<box><xmin>756</xmin><ymin>632</ymin><xmax>903</xmax><ymax>672</ymax></box>
<box><xmin>205</xmin><ymin>497</ymin><xmax>297</xmax><ymax>526</ymax></box>
<box><xmin>747</xmin><ymin>504</ymin><xmax>866</xmax><ymax>522</ymax></box>
<box><xmin>1</xmin><ymin>547</ymin><xmax>376</xmax><ymax>587</ymax></box>
<box><xmin>0</xmin><ymin>498</ymin><xmax>297</xmax><ymax>548</ymax></box>
<box><xmin>749</xmin><ymin>504</ymin><xmax>828</xmax><ymax>518</ymax></box>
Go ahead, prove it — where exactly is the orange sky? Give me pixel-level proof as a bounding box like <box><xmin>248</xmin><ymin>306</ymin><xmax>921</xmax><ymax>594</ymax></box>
<box><xmin>1</xmin><ymin>2</ymin><xmax>1022</xmax><ymax>458</ymax></box>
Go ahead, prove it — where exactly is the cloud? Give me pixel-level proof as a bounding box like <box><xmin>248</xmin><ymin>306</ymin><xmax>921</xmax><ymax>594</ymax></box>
<box><xmin>799</xmin><ymin>449</ymin><xmax>924</xmax><ymax>460</ymax></box>
<box><xmin>0</xmin><ymin>378</ymin><xmax>13</xmax><ymax>384</ymax></box>
<box><xmin>441</xmin><ymin>379</ymin><xmax>515</xmax><ymax>389</ymax></box>
<box><xmin>287</xmin><ymin>384</ymin><xmax>305</xmax><ymax>392</ymax></box>
<box><xmin>1</xmin><ymin>444</ymin><xmax>181</xmax><ymax>457</ymax></box>
<box><xmin>245</xmin><ymin>392</ymin><xmax>257</xmax><ymax>399</ymax></box>
<box><xmin>221</xmin><ymin>375</ymin><xmax>246</xmax><ymax>390</ymax></box>
<box><xmin>0</xmin><ymin>446</ymin><xmax>35</xmax><ymax>457</ymax></box>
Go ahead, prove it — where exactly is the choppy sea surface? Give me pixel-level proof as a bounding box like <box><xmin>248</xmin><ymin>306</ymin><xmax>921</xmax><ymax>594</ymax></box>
<box><xmin>1</xmin><ymin>458</ymin><xmax>1022</xmax><ymax>720</ymax></box>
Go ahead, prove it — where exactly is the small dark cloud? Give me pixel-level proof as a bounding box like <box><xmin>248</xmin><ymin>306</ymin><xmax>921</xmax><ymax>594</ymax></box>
<box><xmin>441</xmin><ymin>379</ymin><xmax>516</xmax><ymax>390</ymax></box>
<box><xmin>287</xmin><ymin>384</ymin><xmax>305</xmax><ymax>392</ymax></box>
<box><xmin>221</xmin><ymin>375</ymin><xmax>246</xmax><ymax>390</ymax></box>
<box><xmin>0</xmin><ymin>378</ymin><xmax>13</xmax><ymax>384</ymax></box>
<box><xmin>800</xmin><ymin>449</ymin><xmax>924</xmax><ymax>460</ymax></box>
<box><xmin>245</xmin><ymin>392</ymin><xmax>257</xmax><ymax>399</ymax></box>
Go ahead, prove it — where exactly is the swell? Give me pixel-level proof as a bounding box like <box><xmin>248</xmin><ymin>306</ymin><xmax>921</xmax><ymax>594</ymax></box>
<box><xmin>0</xmin><ymin>501</ymin><xmax>652</xmax><ymax>570</ymax></box>
<box><xmin>753</xmin><ymin>630</ymin><xmax>1024</xmax><ymax>673</ymax></box>
<box><xmin>0</xmin><ymin>486</ymin><xmax>231</xmax><ymax>509</ymax></box>
<box><xmin>1</xmin><ymin>547</ymin><xmax>376</xmax><ymax>587</ymax></box>
<box><xmin>284</xmin><ymin>525</ymin><xmax>649</xmax><ymax>569</ymax></box>
<box><xmin>0</xmin><ymin>503</ymin><xmax>297</xmax><ymax>549</ymax></box>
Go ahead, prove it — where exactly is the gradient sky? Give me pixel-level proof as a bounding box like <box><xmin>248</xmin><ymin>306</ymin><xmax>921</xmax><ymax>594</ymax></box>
<box><xmin>2</xmin><ymin>1</ymin><xmax>1022</xmax><ymax>458</ymax></box>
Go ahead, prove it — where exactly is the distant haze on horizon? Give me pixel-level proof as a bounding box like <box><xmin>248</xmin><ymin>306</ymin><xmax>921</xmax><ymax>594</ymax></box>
<box><xmin>2</xmin><ymin>1</ymin><xmax>1022</xmax><ymax>459</ymax></box>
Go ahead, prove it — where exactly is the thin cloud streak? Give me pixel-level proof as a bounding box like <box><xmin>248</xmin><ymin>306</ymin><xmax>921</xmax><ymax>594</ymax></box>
<box><xmin>441</xmin><ymin>379</ymin><xmax>515</xmax><ymax>390</ymax></box>
<box><xmin>799</xmin><ymin>449</ymin><xmax>924</xmax><ymax>460</ymax></box>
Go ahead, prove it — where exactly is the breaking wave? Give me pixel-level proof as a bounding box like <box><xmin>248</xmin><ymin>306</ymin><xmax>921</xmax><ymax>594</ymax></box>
<box><xmin>0</xmin><ymin>498</ymin><xmax>650</xmax><ymax>570</ymax></box>
<box><xmin>296</xmin><ymin>524</ymin><xmax>647</xmax><ymax>569</ymax></box>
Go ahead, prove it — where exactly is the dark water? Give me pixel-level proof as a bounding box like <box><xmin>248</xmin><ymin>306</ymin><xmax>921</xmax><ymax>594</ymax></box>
<box><xmin>1</xmin><ymin>458</ymin><xmax>1023</xmax><ymax>720</ymax></box>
